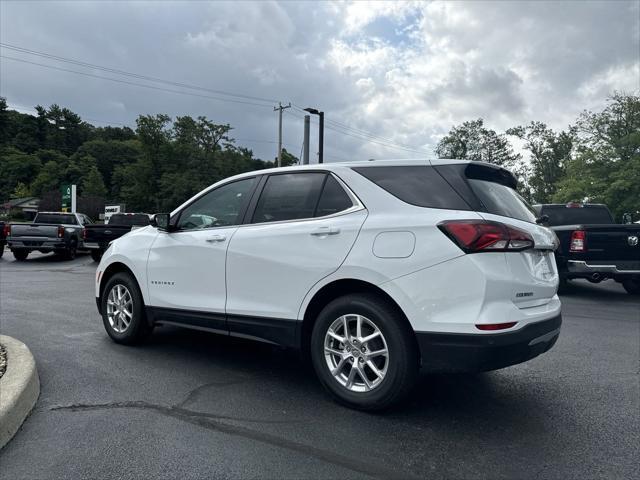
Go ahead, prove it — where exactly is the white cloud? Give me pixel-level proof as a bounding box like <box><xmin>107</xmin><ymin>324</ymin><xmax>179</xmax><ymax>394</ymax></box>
<box><xmin>0</xmin><ymin>0</ymin><xmax>637</xmax><ymax>162</ymax></box>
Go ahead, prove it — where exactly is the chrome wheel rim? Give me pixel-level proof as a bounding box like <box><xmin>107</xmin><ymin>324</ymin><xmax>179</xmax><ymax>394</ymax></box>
<box><xmin>324</xmin><ymin>314</ymin><xmax>389</xmax><ymax>393</ymax></box>
<box><xmin>106</xmin><ymin>284</ymin><xmax>133</xmax><ymax>333</ymax></box>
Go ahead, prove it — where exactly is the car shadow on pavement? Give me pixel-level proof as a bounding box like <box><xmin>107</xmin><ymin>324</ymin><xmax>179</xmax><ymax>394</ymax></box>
<box><xmin>559</xmin><ymin>279</ymin><xmax>638</xmax><ymax>302</ymax></box>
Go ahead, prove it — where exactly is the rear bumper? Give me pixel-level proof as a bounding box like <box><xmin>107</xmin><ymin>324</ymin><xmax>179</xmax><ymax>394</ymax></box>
<box><xmin>8</xmin><ymin>239</ymin><xmax>66</xmax><ymax>250</ymax></box>
<box><xmin>416</xmin><ymin>314</ymin><xmax>562</xmax><ymax>373</ymax></box>
<box><xmin>567</xmin><ymin>260</ymin><xmax>640</xmax><ymax>276</ymax></box>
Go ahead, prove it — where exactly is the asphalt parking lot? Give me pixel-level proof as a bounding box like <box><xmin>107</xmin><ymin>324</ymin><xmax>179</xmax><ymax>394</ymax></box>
<box><xmin>0</xmin><ymin>251</ymin><xmax>638</xmax><ymax>479</ymax></box>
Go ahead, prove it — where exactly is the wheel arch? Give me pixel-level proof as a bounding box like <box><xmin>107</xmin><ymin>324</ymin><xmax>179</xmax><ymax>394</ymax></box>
<box><xmin>99</xmin><ymin>261</ymin><xmax>143</xmax><ymax>306</ymax></box>
<box><xmin>299</xmin><ymin>278</ymin><xmax>417</xmax><ymax>356</ymax></box>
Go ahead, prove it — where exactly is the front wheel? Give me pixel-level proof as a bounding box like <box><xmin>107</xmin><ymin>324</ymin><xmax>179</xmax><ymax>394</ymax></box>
<box><xmin>622</xmin><ymin>278</ymin><xmax>640</xmax><ymax>295</ymax></box>
<box><xmin>101</xmin><ymin>272</ymin><xmax>152</xmax><ymax>344</ymax></box>
<box><xmin>12</xmin><ymin>249</ymin><xmax>29</xmax><ymax>261</ymax></box>
<box><xmin>310</xmin><ymin>294</ymin><xmax>419</xmax><ymax>411</ymax></box>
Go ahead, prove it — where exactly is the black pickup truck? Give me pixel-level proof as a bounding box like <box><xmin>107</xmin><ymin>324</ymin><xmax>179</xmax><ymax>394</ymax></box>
<box><xmin>534</xmin><ymin>203</ymin><xmax>640</xmax><ymax>294</ymax></box>
<box><xmin>0</xmin><ymin>221</ymin><xmax>6</xmax><ymax>258</ymax></box>
<box><xmin>83</xmin><ymin>213</ymin><xmax>150</xmax><ymax>262</ymax></box>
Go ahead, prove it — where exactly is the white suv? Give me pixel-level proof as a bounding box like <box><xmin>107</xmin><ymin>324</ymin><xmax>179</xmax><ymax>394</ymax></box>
<box><xmin>95</xmin><ymin>160</ymin><xmax>561</xmax><ymax>410</ymax></box>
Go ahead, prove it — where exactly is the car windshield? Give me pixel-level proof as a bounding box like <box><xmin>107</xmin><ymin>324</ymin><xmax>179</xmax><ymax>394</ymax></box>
<box><xmin>35</xmin><ymin>214</ymin><xmax>77</xmax><ymax>224</ymax></box>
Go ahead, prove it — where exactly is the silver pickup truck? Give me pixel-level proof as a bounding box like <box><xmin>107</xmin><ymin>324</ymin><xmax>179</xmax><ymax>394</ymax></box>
<box><xmin>6</xmin><ymin>211</ymin><xmax>92</xmax><ymax>261</ymax></box>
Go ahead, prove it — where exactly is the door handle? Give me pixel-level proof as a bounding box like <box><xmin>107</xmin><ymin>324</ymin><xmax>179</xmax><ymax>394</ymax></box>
<box><xmin>205</xmin><ymin>234</ymin><xmax>227</xmax><ymax>243</ymax></box>
<box><xmin>310</xmin><ymin>227</ymin><xmax>340</xmax><ymax>237</ymax></box>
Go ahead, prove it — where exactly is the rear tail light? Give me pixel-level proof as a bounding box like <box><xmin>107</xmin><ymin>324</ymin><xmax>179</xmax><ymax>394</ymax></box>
<box><xmin>82</xmin><ymin>228</ymin><xmax>87</xmax><ymax>240</ymax></box>
<box><xmin>2</xmin><ymin>224</ymin><xmax>10</xmax><ymax>237</ymax></box>
<box><xmin>438</xmin><ymin>220</ymin><xmax>534</xmax><ymax>253</ymax></box>
<box><xmin>569</xmin><ymin>230</ymin><xmax>586</xmax><ymax>252</ymax></box>
<box><xmin>476</xmin><ymin>322</ymin><xmax>517</xmax><ymax>331</ymax></box>
<box><xmin>57</xmin><ymin>226</ymin><xmax>65</xmax><ymax>238</ymax></box>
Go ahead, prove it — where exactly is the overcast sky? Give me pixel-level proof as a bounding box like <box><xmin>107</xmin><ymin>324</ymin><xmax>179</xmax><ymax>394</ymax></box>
<box><xmin>1</xmin><ymin>0</ymin><xmax>638</xmax><ymax>162</ymax></box>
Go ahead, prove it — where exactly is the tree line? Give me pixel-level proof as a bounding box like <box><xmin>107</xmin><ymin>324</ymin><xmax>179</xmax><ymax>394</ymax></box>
<box><xmin>0</xmin><ymin>92</ymin><xmax>638</xmax><ymax>221</ymax></box>
<box><xmin>435</xmin><ymin>92</ymin><xmax>639</xmax><ymax>221</ymax></box>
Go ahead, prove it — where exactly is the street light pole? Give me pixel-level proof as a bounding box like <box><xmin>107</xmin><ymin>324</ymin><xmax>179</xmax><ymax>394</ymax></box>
<box><xmin>303</xmin><ymin>107</ymin><xmax>324</xmax><ymax>164</ymax></box>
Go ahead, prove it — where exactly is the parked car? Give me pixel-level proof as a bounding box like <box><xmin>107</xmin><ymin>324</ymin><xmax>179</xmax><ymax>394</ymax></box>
<box><xmin>95</xmin><ymin>160</ymin><xmax>561</xmax><ymax>410</ymax></box>
<box><xmin>6</xmin><ymin>211</ymin><xmax>92</xmax><ymax>261</ymax></box>
<box><xmin>83</xmin><ymin>213</ymin><xmax>150</xmax><ymax>262</ymax></box>
<box><xmin>534</xmin><ymin>203</ymin><xmax>640</xmax><ymax>294</ymax></box>
<box><xmin>0</xmin><ymin>221</ymin><xmax>6</xmax><ymax>258</ymax></box>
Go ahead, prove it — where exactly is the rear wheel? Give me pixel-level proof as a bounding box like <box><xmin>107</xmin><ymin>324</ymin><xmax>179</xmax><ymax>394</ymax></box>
<box><xmin>310</xmin><ymin>294</ymin><xmax>419</xmax><ymax>411</ymax></box>
<box><xmin>622</xmin><ymin>278</ymin><xmax>640</xmax><ymax>295</ymax></box>
<box><xmin>101</xmin><ymin>272</ymin><xmax>152</xmax><ymax>344</ymax></box>
<box><xmin>91</xmin><ymin>249</ymin><xmax>103</xmax><ymax>262</ymax></box>
<box><xmin>12</xmin><ymin>250</ymin><xmax>28</xmax><ymax>261</ymax></box>
<box><xmin>64</xmin><ymin>239</ymin><xmax>77</xmax><ymax>260</ymax></box>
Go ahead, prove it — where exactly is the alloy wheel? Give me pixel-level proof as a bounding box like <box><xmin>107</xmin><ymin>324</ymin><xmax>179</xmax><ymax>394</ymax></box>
<box><xmin>323</xmin><ymin>314</ymin><xmax>389</xmax><ymax>393</ymax></box>
<box><xmin>106</xmin><ymin>284</ymin><xmax>134</xmax><ymax>333</ymax></box>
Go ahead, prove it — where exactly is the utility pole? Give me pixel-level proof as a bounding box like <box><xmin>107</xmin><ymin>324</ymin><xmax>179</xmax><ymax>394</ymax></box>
<box><xmin>303</xmin><ymin>107</ymin><xmax>324</xmax><ymax>164</ymax></box>
<box><xmin>303</xmin><ymin>115</ymin><xmax>310</xmax><ymax>165</ymax></box>
<box><xmin>274</xmin><ymin>102</ymin><xmax>291</xmax><ymax>167</ymax></box>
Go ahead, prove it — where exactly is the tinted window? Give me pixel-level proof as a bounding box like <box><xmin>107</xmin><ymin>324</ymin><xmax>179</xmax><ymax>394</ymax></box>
<box><xmin>109</xmin><ymin>214</ymin><xmax>150</xmax><ymax>226</ymax></box>
<box><xmin>315</xmin><ymin>175</ymin><xmax>353</xmax><ymax>217</ymax></box>
<box><xmin>541</xmin><ymin>206</ymin><xmax>614</xmax><ymax>226</ymax></box>
<box><xmin>177</xmin><ymin>177</ymin><xmax>257</xmax><ymax>230</ymax></box>
<box><xmin>353</xmin><ymin>166</ymin><xmax>470</xmax><ymax>210</ymax></box>
<box><xmin>35</xmin><ymin>213</ymin><xmax>77</xmax><ymax>225</ymax></box>
<box><xmin>467</xmin><ymin>179</ymin><xmax>537</xmax><ymax>223</ymax></box>
<box><xmin>252</xmin><ymin>173</ymin><xmax>325</xmax><ymax>223</ymax></box>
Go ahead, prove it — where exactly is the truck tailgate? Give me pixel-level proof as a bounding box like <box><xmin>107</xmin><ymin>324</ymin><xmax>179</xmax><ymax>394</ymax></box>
<box><xmin>10</xmin><ymin>224</ymin><xmax>61</xmax><ymax>239</ymax></box>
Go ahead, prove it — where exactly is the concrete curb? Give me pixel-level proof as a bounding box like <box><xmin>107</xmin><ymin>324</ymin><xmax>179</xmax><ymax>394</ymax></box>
<box><xmin>0</xmin><ymin>335</ymin><xmax>40</xmax><ymax>450</ymax></box>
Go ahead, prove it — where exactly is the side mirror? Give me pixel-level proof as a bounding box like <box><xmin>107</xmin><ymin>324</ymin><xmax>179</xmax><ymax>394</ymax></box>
<box><xmin>151</xmin><ymin>213</ymin><xmax>171</xmax><ymax>231</ymax></box>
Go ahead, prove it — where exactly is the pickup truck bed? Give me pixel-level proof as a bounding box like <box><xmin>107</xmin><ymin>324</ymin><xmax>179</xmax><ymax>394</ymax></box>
<box><xmin>535</xmin><ymin>204</ymin><xmax>640</xmax><ymax>294</ymax></box>
<box><xmin>83</xmin><ymin>213</ymin><xmax>150</xmax><ymax>261</ymax></box>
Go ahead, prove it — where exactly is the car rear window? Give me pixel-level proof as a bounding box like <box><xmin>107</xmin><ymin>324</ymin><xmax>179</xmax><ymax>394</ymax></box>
<box><xmin>541</xmin><ymin>206</ymin><xmax>614</xmax><ymax>226</ymax></box>
<box><xmin>35</xmin><ymin>214</ymin><xmax>77</xmax><ymax>224</ymax></box>
<box><xmin>109</xmin><ymin>214</ymin><xmax>150</xmax><ymax>226</ymax></box>
<box><xmin>352</xmin><ymin>166</ymin><xmax>471</xmax><ymax>210</ymax></box>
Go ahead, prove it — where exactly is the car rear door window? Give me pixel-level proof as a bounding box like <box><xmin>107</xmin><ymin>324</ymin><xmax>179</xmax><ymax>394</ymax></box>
<box><xmin>252</xmin><ymin>173</ymin><xmax>325</xmax><ymax>223</ymax></box>
<box><xmin>315</xmin><ymin>175</ymin><xmax>353</xmax><ymax>217</ymax></box>
<box><xmin>353</xmin><ymin>166</ymin><xmax>470</xmax><ymax>210</ymax></box>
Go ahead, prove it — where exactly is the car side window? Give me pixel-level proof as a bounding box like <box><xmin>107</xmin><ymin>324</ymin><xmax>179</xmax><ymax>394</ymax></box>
<box><xmin>252</xmin><ymin>173</ymin><xmax>325</xmax><ymax>223</ymax></box>
<box><xmin>315</xmin><ymin>175</ymin><xmax>354</xmax><ymax>217</ymax></box>
<box><xmin>177</xmin><ymin>177</ymin><xmax>257</xmax><ymax>230</ymax></box>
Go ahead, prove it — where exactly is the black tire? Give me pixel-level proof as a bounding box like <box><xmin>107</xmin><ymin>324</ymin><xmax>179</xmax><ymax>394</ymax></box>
<box><xmin>0</xmin><ymin>245</ymin><xmax>4</xmax><ymax>258</ymax></box>
<box><xmin>12</xmin><ymin>249</ymin><xmax>28</xmax><ymax>261</ymax></box>
<box><xmin>622</xmin><ymin>278</ymin><xmax>640</xmax><ymax>295</ymax></box>
<box><xmin>101</xmin><ymin>272</ymin><xmax>152</xmax><ymax>345</ymax></box>
<box><xmin>64</xmin><ymin>239</ymin><xmax>78</xmax><ymax>260</ymax></box>
<box><xmin>91</xmin><ymin>249</ymin><xmax>103</xmax><ymax>262</ymax></box>
<box><xmin>557</xmin><ymin>275</ymin><xmax>569</xmax><ymax>294</ymax></box>
<box><xmin>310</xmin><ymin>294</ymin><xmax>419</xmax><ymax>411</ymax></box>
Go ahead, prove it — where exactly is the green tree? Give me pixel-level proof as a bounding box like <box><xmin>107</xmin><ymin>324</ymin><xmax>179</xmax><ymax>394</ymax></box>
<box><xmin>553</xmin><ymin>93</ymin><xmax>640</xmax><ymax>220</ymax></box>
<box><xmin>81</xmin><ymin>165</ymin><xmax>108</xmax><ymax>197</ymax></box>
<box><xmin>0</xmin><ymin>147</ymin><xmax>42</xmax><ymax>199</ymax></box>
<box><xmin>30</xmin><ymin>160</ymin><xmax>64</xmax><ymax>197</ymax></box>
<box><xmin>11</xmin><ymin>182</ymin><xmax>32</xmax><ymax>198</ymax></box>
<box><xmin>507</xmin><ymin>122</ymin><xmax>574</xmax><ymax>203</ymax></box>
<box><xmin>436</xmin><ymin>119</ymin><xmax>521</xmax><ymax>168</ymax></box>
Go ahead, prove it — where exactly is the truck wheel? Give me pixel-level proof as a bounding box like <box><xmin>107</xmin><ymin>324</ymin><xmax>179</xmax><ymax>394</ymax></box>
<box><xmin>91</xmin><ymin>250</ymin><xmax>103</xmax><ymax>262</ymax></box>
<box><xmin>65</xmin><ymin>240</ymin><xmax>77</xmax><ymax>260</ymax></box>
<box><xmin>12</xmin><ymin>250</ymin><xmax>28</xmax><ymax>261</ymax></box>
<box><xmin>101</xmin><ymin>272</ymin><xmax>152</xmax><ymax>345</ymax></box>
<box><xmin>622</xmin><ymin>278</ymin><xmax>640</xmax><ymax>295</ymax></box>
<box><xmin>0</xmin><ymin>245</ymin><xmax>4</xmax><ymax>258</ymax></box>
<box><xmin>310</xmin><ymin>293</ymin><xmax>419</xmax><ymax>411</ymax></box>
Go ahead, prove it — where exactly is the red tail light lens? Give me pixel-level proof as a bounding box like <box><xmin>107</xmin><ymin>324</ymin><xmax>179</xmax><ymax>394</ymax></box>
<box><xmin>82</xmin><ymin>228</ymin><xmax>87</xmax><ymax>240</ymax></box>
<box><xmin>476</xmin><ymin>322</ymin><xmax>517</xmax><ymax>331</ymax></box>
<box><xmin>438</xmin><ymin>220</ymin><xmax>534</xmax><ymax>253</ymax></box>
<box><xmin>569</xmin><ymin>230</ymin><xmax>586</xmax><ymax>252</ymax></box>
<box><xmin>2</xmin><ymin>224</ymin><xmax>10</xmax><ymax>237</ymax></box>
<box><xmin>57</xmin><ymin>226</ymin><xmax>65</xmax><ymax>238</ymax></box>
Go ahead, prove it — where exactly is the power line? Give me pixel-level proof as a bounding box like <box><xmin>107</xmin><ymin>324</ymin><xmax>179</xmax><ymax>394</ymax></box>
<box><xmin>0</xmin><ymin>55</ymin><xmax>276</xmax><ymax>109</ymax></box>
<box><xmin>0</xmin><ymin>42</ymin><xmax>278</xmax><ymax>105</ymax></box>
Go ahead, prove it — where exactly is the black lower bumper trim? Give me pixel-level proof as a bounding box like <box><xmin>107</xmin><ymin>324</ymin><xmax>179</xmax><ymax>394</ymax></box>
<box><xmin>416</xmin><ymin>314</ymin><xmax>562</xmax><ymax>373</ymax></box>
